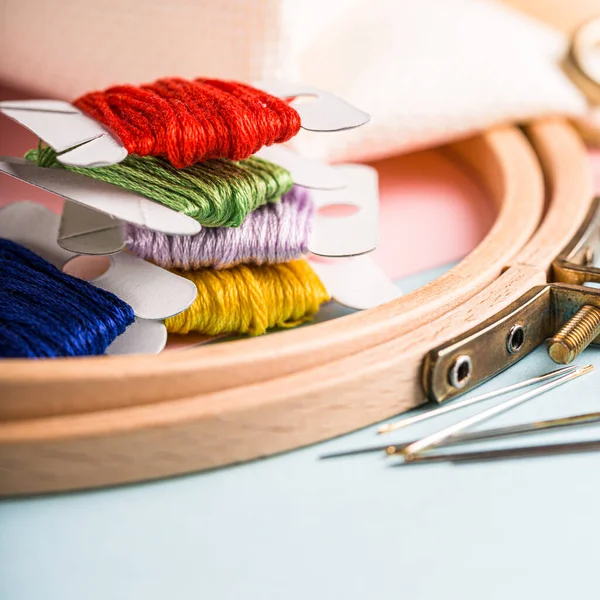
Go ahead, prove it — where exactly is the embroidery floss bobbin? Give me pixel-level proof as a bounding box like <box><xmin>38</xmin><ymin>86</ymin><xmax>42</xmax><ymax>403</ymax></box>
<box><xmin>165</xmin><ymin>260</ymin><xmax>330</xmax><ymax>336</ymax></box>
<box><xmin>25</xmin><ymin>146</ymin><xmax>294</xmax><ymax>227</ymax></box>
<box><xmin>125</xmin><ymin>186</ymin><xmax>314</xmax><ymax>270</ymax></box>
<box><xmin>0</xmin><ymin>238</ymin><xmax>135</xmax><ymax>358</ymax></box>
<box><xmin>74</xmin><ymin>78</ymin><xmax>303</xmax><ymax>168</ymax></box>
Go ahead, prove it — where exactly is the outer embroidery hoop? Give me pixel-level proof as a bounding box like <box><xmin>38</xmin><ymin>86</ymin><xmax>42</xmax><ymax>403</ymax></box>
<box><xmin>1</xmin><ymin>117</ymin><xmax>595</xmax><ymax>495</ymax></box>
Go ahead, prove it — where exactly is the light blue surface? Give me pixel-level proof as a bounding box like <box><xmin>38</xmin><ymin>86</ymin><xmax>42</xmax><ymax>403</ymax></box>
<box><xmin>2</xmin><ymin>263</ymin><xmax>600</xmax><ymax>600</ymax></box>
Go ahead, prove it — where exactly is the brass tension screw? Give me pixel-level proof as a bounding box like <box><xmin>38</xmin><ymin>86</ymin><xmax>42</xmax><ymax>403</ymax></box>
<box><xmin>548</xmin><ymin>305</ymin><xmax>600</xmax><ymax>364</ymax></box>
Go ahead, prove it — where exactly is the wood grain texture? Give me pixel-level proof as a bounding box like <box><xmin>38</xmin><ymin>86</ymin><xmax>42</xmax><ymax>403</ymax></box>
<box><xmin>513</xmin><ymin>120</ymin><xmax>594</xmax><ymax>269</ymax></box>
<box><xmin>0</xmin><ymin>126</ymin><xmax>545</xmax><ymax>420</ymax></box>
<box><xmin>0</xmin><ymin>119</ymin><xmax>593</xmax><ymax>495</ymax></box>
<box><xmin>0</xmin><ymin>266</ymin><xmax>548</xmax><ymax>494</ymax></box>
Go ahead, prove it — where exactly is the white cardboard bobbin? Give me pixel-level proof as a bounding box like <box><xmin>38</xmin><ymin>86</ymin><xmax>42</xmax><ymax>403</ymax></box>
<box><xmin>310</xmin><ymin>255</ymin><xmax>401</xmax><ymax>311</ymax></box>
<box><xmin>0</xmin><ymin>202</ymin><xmax>197</xmax><ymax>354</ymax></box>
<box><xmin>0</xmin><ymin>81</ymin><xmax>369</xmax><ymax>172</ymax></box>
<box><xmin>310</xmin><ymin>164</ymin><xmax>379</xmax><ymax>258</ymax></box>
<box><xmin>0</xmin><ymin>157</ymin><xmax>201</xmax><ymax>235</ymax></box>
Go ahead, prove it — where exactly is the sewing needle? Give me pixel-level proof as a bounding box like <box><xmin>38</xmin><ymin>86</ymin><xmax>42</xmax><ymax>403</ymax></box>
<box><xmin>320</xmin><ymin>410</ymin><xmax>600</xmax><ymax>459</ymax></box>
<box><xmin>401</xmin><ymin>364</ymin><xmax>594</xmax><ymax>462</ymax></box>
<box><xmin>377</xmin><ymin>365</ymin><xmax>578</xmax><ymax>434</ymax></box>
<box><xmin>400</xmin><ymin>439</ymin><xmax>600</xmax><ymax>466</ymax></box>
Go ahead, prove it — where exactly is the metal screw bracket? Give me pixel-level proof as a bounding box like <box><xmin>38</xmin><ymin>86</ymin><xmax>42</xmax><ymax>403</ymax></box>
<box><xmin>423</xmin><ymin>196</ymin><xmax>600</xmax><ymax>403</ymax></box>
<box><xmin>548</xmin><ymin>305</ymin><xmax>600</xmax><ymax>364</ymax></box>
<box><xmin>423</xmin><ymin>284</ymin><xmax>600</xmax><ymax>403</ymax></box>
<box><xmin>552</xmin><ymin>196</ymin><xmax>600</xmax><ymax>286</ymax></box>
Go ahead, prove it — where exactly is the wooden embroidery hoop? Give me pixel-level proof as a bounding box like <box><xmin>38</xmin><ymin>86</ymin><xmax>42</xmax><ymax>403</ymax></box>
<box><xmin>0</xmin><ymin>117</ymin><xmax>594</xmax><ymax>496</ymax></box>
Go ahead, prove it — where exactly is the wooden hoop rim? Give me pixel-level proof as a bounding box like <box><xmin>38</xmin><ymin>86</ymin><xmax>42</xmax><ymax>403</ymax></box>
<box><xmin>0</xmin><ymin>119</ymin><xmax>593</xmax><ymax>495</ymax></box>
<box><xmin>0</xmin><ymin>125</ymin><xmax>545</xmax><ymax>420</ymax></box>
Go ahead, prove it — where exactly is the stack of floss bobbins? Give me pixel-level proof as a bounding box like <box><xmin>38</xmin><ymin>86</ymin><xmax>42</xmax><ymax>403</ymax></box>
<box><xmin>22</xmin><ymin>78</ymin><xmax>332</xmax><ymax>342</ymax></box>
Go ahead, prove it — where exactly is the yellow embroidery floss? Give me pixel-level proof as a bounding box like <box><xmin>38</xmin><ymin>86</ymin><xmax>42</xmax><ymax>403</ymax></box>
<box><xmin>166</xmin><ymin>260</ymin><xmax>331</xmax><ymax>336</ymax></box>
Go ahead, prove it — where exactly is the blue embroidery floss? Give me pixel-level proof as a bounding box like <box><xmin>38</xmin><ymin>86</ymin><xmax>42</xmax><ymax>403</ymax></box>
<box><xmin>0</xmin><ymin>238</ymin><xmax>135</xmax><ymax>358</ymax></box>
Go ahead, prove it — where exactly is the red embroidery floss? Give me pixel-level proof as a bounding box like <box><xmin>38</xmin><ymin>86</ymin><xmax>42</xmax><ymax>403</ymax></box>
<box><xmin>74</xmin><ymin>78</ymin><xmax>302</xmax><ymax>169</ymax></box>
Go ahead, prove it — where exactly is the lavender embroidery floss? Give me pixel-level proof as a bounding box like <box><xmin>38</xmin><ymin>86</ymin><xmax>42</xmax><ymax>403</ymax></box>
<box><xmin>126</xmin><ymin>186</ymin><xmax>314</xmax><ymax>270</ymax></box>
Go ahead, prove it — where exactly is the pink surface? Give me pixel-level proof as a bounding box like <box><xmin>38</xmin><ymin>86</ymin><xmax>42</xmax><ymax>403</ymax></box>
<box><xmin>368</xmin><ymin>152</ymin><xmax>495</xmax><ymax>277</ymax></box>
<box><xmin>1</xmin><ymin>84</ymin><xmax>599</xmax><ymax>280</ymax></box>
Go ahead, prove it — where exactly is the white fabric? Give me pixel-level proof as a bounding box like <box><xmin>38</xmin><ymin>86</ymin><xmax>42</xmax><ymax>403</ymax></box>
<box><xmin>289</xmin><ymin>0</ymin><xmax>589</xmax><ymax>161</ymax></box>
<box><xmin>0</xmin><ymin>0</ymin><xmax>592</xmax><ymax>161</ymax></box>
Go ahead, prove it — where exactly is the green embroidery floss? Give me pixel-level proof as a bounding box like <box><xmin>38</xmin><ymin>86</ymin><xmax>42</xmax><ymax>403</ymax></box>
<box><xmin>25</xmin><ymin>146</ymin><xmax>294</xmax><ymax>228</ymax></box>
